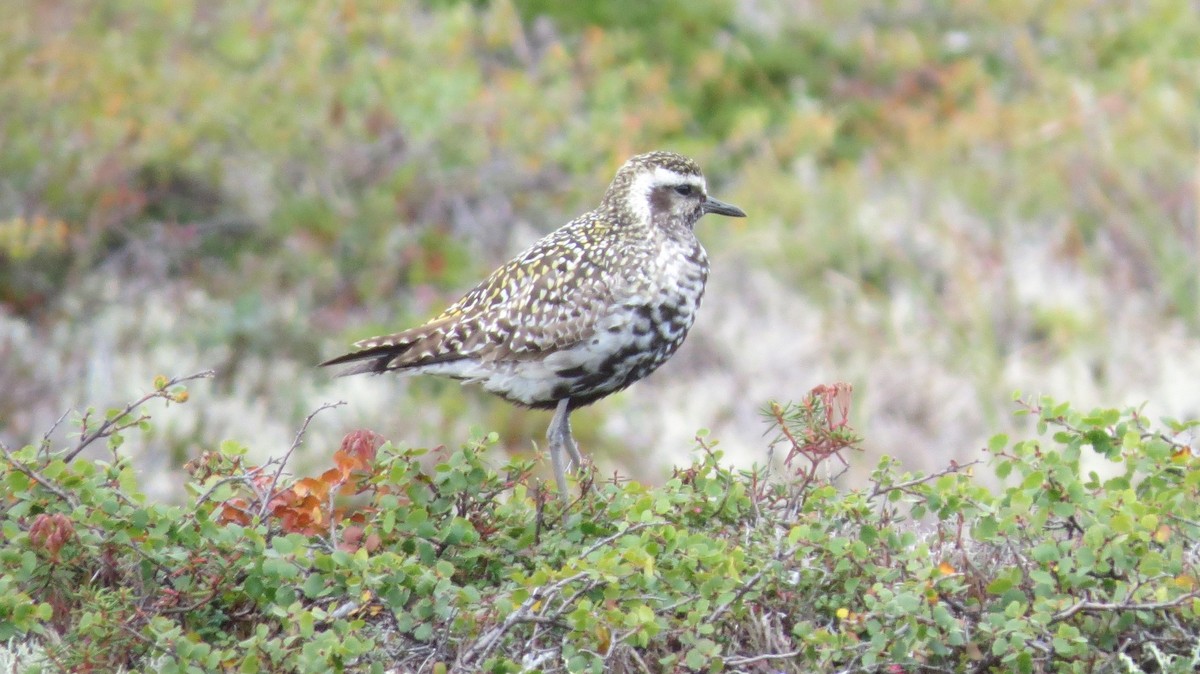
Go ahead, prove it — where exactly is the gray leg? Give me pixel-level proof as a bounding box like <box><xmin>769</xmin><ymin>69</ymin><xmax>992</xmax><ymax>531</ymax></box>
<box><xmin>547</xmin><ymin>398</ymin><xmax>571</xmax><ymax>501</ymax></box>
<box><xmin>559</xmin><ymin>407</ymin><xmax>583</xmax><ymax>469</ymax></box>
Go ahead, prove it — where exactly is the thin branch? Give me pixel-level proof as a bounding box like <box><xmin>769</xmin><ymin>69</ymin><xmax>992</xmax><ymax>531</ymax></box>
<box><xmin>708</xmin><ymin>541</ymin><xmax>805</xmax><ymax>626</ymax></box>
<box><xmin>0</xmin><ymin>441</ymin><xmax>78</xmax><ymax>506</ymax></box>
<box><xmin>580</xmin><ymin>521</ymin><xmax>658</xmax><ymax>559</ymax></box>
<box><xmin>256</xmin><ymin>400</ymin><xmax>345</xmax><ymax>521</ymax></box>
<box><xmin>1053</xmin><ymin>591</ymin><xmax>1200</xmax><ymax>622</ymax></box>
<box><xmin>724</xmin><ymin>649</ymin><xmax>802</xmax><ymax>666</ymax></box>
<box><xmin>39</xmin><ymin>408</ymin><xmax>71</xmax><ymax>457</ymax></box>
<box><xmin>456</xmin><ymin>572</ymin><xmax>590</xmax><ymax>667</ymax></box>
<box><xmin>869</xmin><ymin>459</ymin><xmax>982</xmax><ymax>499</ymax></box>
<box><xmin>625</xmin><ymin>644</ymin><xmax>654</xmax><ymax>674</ymax></box>
<box><xmin>192</xmin><ymin>470</ymin><xmax>266</xmax><ymax>509</ymax></box>
<box><xmin>517</xmin><ymin>650</ymin><xmax>554</xmax><ymax>673</ymax></box>
<box><xmin>65</xmin><ymin>370</ymin><xmax>214</xmax><ymax>462</ymax></box>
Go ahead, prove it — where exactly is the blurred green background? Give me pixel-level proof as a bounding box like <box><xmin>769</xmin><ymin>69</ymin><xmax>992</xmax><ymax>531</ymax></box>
<box><xmin>3</xmin><ymin>0</ymin><xmax>1199</xmax><ymax>495</ymax></box>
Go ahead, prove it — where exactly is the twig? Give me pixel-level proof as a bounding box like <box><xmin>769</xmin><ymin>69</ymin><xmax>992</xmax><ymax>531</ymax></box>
<box><xmin>1166</xmin><ymin>513</ymin><xmax>1200</xmax><ymax>529</ymax></box>
<box><xmin>580</xmin><ymin>521</ymin><xmax>658</xmax><ymax>559</ymax></box>
<box><xmin>256</xmin><ymin>400</ymin><xmax>345</xmax><ymax>521</ymax></box>
<box><xmin>457</xmin><ymin>571</ymin><xmax>590</xmax><ymax>667</ymax></box>
<box><xmin>724</xmin><ymin>649</ymin><xmax>802</xmax><ymax>666</ymax></box>
<box><xmin>39</xmin><ymin>408</ymin><xmax>71</xmax><ymax>457</ymax></box>
<box><xmin>1052</xmin><ymin>591</ymin><xmax>1200</xmax><ymax>622</ymax></box>
<box><xmin>329</xmin><ymin>600</ymin><xmax>361</xmax><ymax>621</ymax></box>
<box><xmin>517</xmin><ymin>650</ymin><xmax>554</xmax><ymax>673</ymax></box>
<box><xmin>65</xmin><ymin>370</ymin><xmax>214</xmax><ymax>462</ymax></box>
<box><xmin>868</xmin><ymin>459</ymin><xmax>982</xmax><ymax>499</ymax></box>
<box><xmin>625</xmin><ymin>644</ymin><xmax>653</xmax><ymax>674</ymax></box>
<box><xmin>708</xmin><ymin>542</ymin><xmax>803</xmax><ymax>626</ymax></box>
<box><xmin>192</xmin><ymin>470</ymin><xmax>266</xmax><ymax>509</ymax></box>
<box><xmin>0</xmin><ymin>441</ymin><xmax>79</xmax><ymax>506</ymax></box>
<box><xmin>708</xmin><ymin>566</ymin><xmax>768</xmax><ymax>625</ymax></box>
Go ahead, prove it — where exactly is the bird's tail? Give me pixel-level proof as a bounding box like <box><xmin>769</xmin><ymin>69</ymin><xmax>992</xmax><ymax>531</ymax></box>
<box><xmin>319</xmin><ymin>318</ymin><xmax>459</xmax><ymax>376</ymax></box>
<box><xmin>319</xmin><ymin>341</ymin><xmax>414</xmax><ymax>376</ymax></box>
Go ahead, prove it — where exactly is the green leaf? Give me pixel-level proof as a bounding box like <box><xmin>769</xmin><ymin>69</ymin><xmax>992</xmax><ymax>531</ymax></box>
<box><xmin>987</xmin><ymin>577</ymin><xmax>1013</xmax><ymax>594</ymax></box>
<box><xmin>988</xmin><ymin>434</ymin><xmax>1009</xmax><ymax>452</ymax></box>
<box><xmin>302</xmin><ymin>573</ymin><xmax>326</xmax><ymax>599</ymax></box>
<box><xmin>995</xmin><ymin>460</ymin><xmax>1013</xmax><ymax>479</ymax></box>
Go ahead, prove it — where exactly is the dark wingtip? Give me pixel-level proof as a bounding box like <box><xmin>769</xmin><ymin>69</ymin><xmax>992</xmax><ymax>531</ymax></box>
<box><xmin>319</xmin><ymin>351</ymin><xmax>367</xmax><ymax>368</ymax></box>
<box><xmin>330</xmin><ymin>361</ymin><xmax>389</xmax><ymax>377</ymax></box>
<box><xmin>319</xmin><ymin>345</ymin><xmax>400</xmax><ymax>376</ymax></box>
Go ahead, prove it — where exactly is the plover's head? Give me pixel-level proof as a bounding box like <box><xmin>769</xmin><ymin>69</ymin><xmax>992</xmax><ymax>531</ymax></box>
<box><xmin>603</xmin><ymin>151</ymin><xmax>746</xmax><ymax>230</ymax></box>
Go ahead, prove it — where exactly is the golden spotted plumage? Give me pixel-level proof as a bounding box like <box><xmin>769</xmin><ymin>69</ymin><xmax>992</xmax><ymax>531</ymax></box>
<box><xmin>322</xmin><ymin>151</ymin><xmax>746</xmax><ymax>499</ymax></box>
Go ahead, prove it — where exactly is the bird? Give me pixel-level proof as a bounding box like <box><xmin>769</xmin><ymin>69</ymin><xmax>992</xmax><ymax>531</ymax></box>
<box><xmin>321</xmin><ymin>151</ymin><xmax>746</xmax><ymax>501</ymax></box>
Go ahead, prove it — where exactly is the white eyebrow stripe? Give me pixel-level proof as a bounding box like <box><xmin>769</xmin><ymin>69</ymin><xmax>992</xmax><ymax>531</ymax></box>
<box><xmin>628</xmin><ymin>168</ymin><xmax>707</xmax><ymax>222</ymax></box>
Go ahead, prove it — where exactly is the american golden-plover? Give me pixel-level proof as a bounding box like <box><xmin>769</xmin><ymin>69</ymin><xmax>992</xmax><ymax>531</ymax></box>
<box><xmin>322</xmin><ymin>151</ymin><xmax>746</xmax><ymax>501</ymax></box>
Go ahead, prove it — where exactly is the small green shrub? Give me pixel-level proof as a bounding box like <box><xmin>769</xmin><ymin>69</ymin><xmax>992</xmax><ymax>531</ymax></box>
<box><xmin>1</xmin><ymin>377</ymin><xmax>1197</xmax><ymax>672</ymax></box>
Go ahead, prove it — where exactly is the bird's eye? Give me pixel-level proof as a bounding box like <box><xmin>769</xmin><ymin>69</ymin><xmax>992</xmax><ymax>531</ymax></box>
<box><xmin>673</xmin><ymin>185</ymin><xmax>694</xmax><ymax>196</ymax></box>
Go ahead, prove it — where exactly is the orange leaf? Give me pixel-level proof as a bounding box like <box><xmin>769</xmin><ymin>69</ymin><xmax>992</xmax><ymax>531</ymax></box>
<box><xmin>295</xmin><ymin>476</ymin><xmax>330</xmax><ymax>500</ymax></box>
<box><xmin>320</xmin><ymin>467</ymin><xmax>344</xmax><ymax>486</ymax></box>
<box><xmin>334</xmin><ymin>451</ymin><xmax>362</xmax><ymax>477</ymax></box>
<box><xmin>220</xmin><ymin>502</ymin><xmax>251</xmax><ymax>526</ymax></box>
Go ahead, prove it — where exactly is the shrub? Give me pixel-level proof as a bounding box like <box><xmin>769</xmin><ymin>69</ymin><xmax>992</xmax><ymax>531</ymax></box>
<box><xmin>1</xmin><ymin>377</ymin><xmax>1197</xmax><ymax>672</ymax></box>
